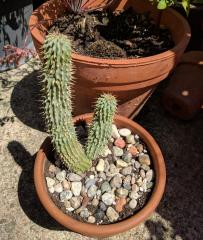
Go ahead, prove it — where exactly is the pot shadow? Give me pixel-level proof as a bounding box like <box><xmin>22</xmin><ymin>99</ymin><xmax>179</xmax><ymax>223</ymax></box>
<box><xmin>7</xmin><ymin>140</ymin><xmax>66</xmax><ymax>231</ymax></box>
<box><xmin>136</xmin><ymin>82</ymin><xmax>203</xmax><ymax>240</ymax></box>
<box><xmin>10</xmin><ymin>69</ymin><xmax>45</xmax><ymax>131</ymax></box>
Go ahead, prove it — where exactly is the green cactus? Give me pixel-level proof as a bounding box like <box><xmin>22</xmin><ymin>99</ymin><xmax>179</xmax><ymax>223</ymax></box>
<box><xmin>86</xmin><ymin>94</ymin><xmax>117</xmax><ymax>160</ymax></box>
<box><xmin>42</xmin><ymin>32</ymin><xmax>91</xmax><ymax>173</ymax></box>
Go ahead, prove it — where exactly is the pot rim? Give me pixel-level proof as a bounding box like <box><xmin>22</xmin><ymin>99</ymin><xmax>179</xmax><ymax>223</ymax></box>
<box><xmin>29</xmin><ymin>0</ymin><xmax>191</xmax><ymax>66</ymax></box>
<box><xmin>34</xmin><ymin>113</ymin><xmax>166</xmax><ymax>237</ymax></box>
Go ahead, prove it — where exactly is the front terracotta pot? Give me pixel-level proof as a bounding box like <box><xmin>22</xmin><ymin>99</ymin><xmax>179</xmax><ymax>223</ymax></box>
<box><xmin>29</xmin><ymin>0</ymin><xmax>191</xmax><ymax>118</ymax></box>
<box><xmin>34</xmin><ymin>114</ymin><xmax>166</xmax><ymax>238</ymax></box>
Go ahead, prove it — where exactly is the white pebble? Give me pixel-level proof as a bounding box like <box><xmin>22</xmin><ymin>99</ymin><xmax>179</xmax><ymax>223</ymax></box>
<box><xmin>119</xmin><ymin>128</ymin><xmax>131</xmax><ymax>137</ymax></box>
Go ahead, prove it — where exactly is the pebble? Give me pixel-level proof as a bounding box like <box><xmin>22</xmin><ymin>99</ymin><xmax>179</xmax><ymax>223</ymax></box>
<box><xmin>137</xmin><ymin>177</ymin><xmax>143</xmax><ymax>187</ymax></box>
<box><xmin>106</xmin><ymin>207</ymin><xmax>119</xmax><ymax>222</ymax></box>
<box><xmin>48</xmin><ymin>187</ymin><xmax>54</xmax><ymax>193</ymax></box>
<box><xmin>116</xmin><ymin>188</ymin><xmax>128</xmax><ymax>197</ymax></box>
<box><xmin>112</xmin><ymin>124</ymin><xmax>120</xmax><ymax>139</ymax></box>
<box><xmin>116</xmin><ymin>159</ymin><xmax>128</xmax><ymax>168</ymax></box>
<box><xmin>96</xmin><ymin>159</ymin><xmax>105</xmax><ymax>172</ymax></box>
<box><xmin>46</xmin><ymin>177</ymin><xmax>55</xmax><ymax>188</ymax></box>
<box><xmin>48</xmin><ymin>164</ymin><xmax>56</xmax><ymax>173</ymax></box>
<box><xmin>54</xmin><ymin>183</ymin><xmax>63</xmax><ymax>193</ymax></box>
<box><xmin>85</xmin><ymin>179</ymin><xmax>96</xmax><ymax>189</ymax></box>
<box><xmin>68</xmin><ymin>173</ymin><xmax>82</xmax><ymax>182</ymax></box>
<box><xmin>146</xmin><ymin>169</ymin><xmax>154</xmax><ymax>182</ymax></box>
<box><xmin>115</xmin><ymin>197</ymin><xmax>126</xmax><ymax>212</ymax></box>
<box><xmin>123</xmin><ymin>175</ymin><xmax>131</xmax><ymax>190</ymax></box>
<box><xmin>99</xmin><ymin>201</ymin><xmax>107</xmax><ymax>211</ymax></box>
<box><xmin>88</xmin><ymin>216</ymin><xmax>96</xmax><ymax>223</ymax></box>
<box><xmin>109</xmin><ymin>164</ymin><xmax>119</xmax><ymax>175</ymax></box>
<box><xmin>140</xmin><ymin>169</ymin><xmax>146</xmax><ymax>178</ymax></box>
<box><xmin>70</xmin><ymin>197</ymin><xmax>81</xmax><ymax>209</ymax></box>
<box><xmin>119</xmin><ymin>128</ymin><xmax>131</xmax><ymax>137</ymax></box>
<box><xmin>56</xmin><ymin>170</ymin><xmax>66</xmax><ymax>182</ymax></box>
<box><xmin>114</xmin><ymin>138</ymin><xmax>126</xmax><ymax>148</ymax></box>
<box><xmin>62</xmin><ymin>179</ymin><xmax>70</xmax><ymax>190</ymax></box>
<box><xmin>113</xmin><ymin>146</ymin><xmax>124</xmax><ymax>157</ymax></box>
<box><xmin>128</xmin><ymin>146</ymin><xmax>138</xmax><ymax>156</ymax></box>
<box><xmin>71</xmin><ymin>182</ymin><xmax>82</xmax><ymax>196</ymax></box>
<box><xmin>139</xmin><ymin>154</ymin><xmax>151</xmax><ymax>166</ymax></box>
<box><xmin>122</xmin><ymin>151</ymin><xmax>132</xmax><ymax>163</ymax></box>
<box><xmin>92</xmin><ymin>198</ymin><xmax>99</xmax><ymax>207</ymax></box>
<box><xmin>129</xmin><ymin>191</ymin><xmax>140</xmax><ymax>199</ymax></box>
<box><xmin>136</xmin><ymin>144</ymin><xmax>144</xmax><ymax>153</ymax></box>
<box><xmin>60</xmin><ymin>190</ymin><xmax>73</xmax><ymax>201</ymax></box>
<box><xmin>102</xmin><ymin>192</ymin><xmax>115</xmax><ymax>205</ymax></box>
<box><xmin>64</xmin><ymin>200</ymin><xmax>71</xmax><ymax>209</ymax></box>
<box><xmin>121</xmin><ymin>166</ymin><xmax>132</xmax><ymax>175</ymax></box>
<box><xmin>132</xmin><ymin>184</ymin><xmax>139</xmax><ymax>192</ymax></box>
<box><xmin>101</xmin><ymin>145</ymin><xmax>111</xmax><ymax>157</ymax></box>
<box><xmin>147</xmin><ymin>182</ymin><xmax>154</xmax><ymax>189</ymax></box>
<box><xmin>134</xmin><ymin>161</ymin><xmax>141</xmax><ymax>169</ymax></box>
<box><xmin>87</xmin><ymin>185</ymin><xmax>97</xmax><ymax>198</ymax></box>
<box><xmin>129</xmin><ymin>199</ymin><xmax>137</xmax><ymax>209</ymax></box>
<box><xmin>101</xmin><ymin>181</ymin><xmax>111</xmax><ymax>193</ymax></box>
<box><xmin>82</xmin><ymin>195</ymin><xmax>89</xmax><ymax>207</ymax></box>
<box><xmin>98</xmin><ymin>172</ymin><xmax>106</xmax><ymax>180</ymax></box>
<box><xmin>131</xmin><ymin>176</ymin><xmax>136</xmax><ymax>185</ymax></box>
<box><xmin>80</xmin><ymin>208</ymin><xmax>89</xmax><ymax>218</ymax></box>
<box><xmin>66</xmin><ymin>207</ymin><xmax>75</xmax><ymax>212</ymax></box>
<box><xmin>141</xmin><ymin>164</ymin><xmax>150</xmax><ymax>171</ymax></box>
<box><xmin>94</xmin><ymin>209</ymin><xmax>105</xmax><ymax>220</ymax></box>
<box><xmin>126</xmin><ymin>135</ymin><xmax>135</xmax><ymax>144</ymax></box>
<box><xmin>110</xmin><ymin>175</ymin><xmax>122</xmax><ymax>188</ymax></box>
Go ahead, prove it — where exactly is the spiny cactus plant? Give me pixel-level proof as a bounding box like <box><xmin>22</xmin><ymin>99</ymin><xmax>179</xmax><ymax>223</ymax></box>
<box><xmin>42</xmin><ymin>32</ymin><xmax>91</xmax><ymax>173</ymax></box>
<box><xmin>86</xmin><ymin>94</ymin><xmax>117</xmax><ymax>160</ymax></box>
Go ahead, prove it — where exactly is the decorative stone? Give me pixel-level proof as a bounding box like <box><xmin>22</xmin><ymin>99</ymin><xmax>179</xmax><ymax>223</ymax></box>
<box><xmin>66</xmin><ymin>207</ymin><xmax>74</xmax><ymax>212</ymax></box>
<box><xmin>80</xmin><ymin>208</ymin><xmax>89</xmax><ymax>218</ymax></box>
<box><xmin>60</xmin><ymin>190</ymin><xmax>73</xmax><ymax>201</ymax></box>
<box><xmin>116</xmin><ymin>159</ymin><xmax>128</xmax><ymax>168</ymax></box>
<box><xmin>128</xmin><ymin>146</ymin><xmax>138</xmax><ymax>156</ymax></box>
<box><xmin>113</xmin><ymin>146</ymin><xmax>124</xmax><ymax>157</ymax></box>
<box><xmin>64</xmin><ymin>200</ymin><xmax>71</xmax><ymax>209</ymax></box>
<box><xmin>129</xmin><ymin>191</ymin><xmax>140</xmax><ymax>199</ymax></box>
<box><xmin>54</xmin><ymin>183</ymin><xmax>63</xmax><ymax>193</ymax></box>
<box><xmin>89</xmin><ymin>175</ymin><xmax>95</xmax><ymax>179</ymax></box>
<box><xmin>101</xmin><ymin>181</ymin><xmax>111</xmax><ymax>193</ymax></box>
<box><xmin>70</xmin><ymin>197</ymin><xmax>81</xmax><ymax>209</ymax></box>
<box><xmin>104</xmin><ymin>160</ymin><xmax>110</xmax><ymax>173</ymax></box>
<box><xmin>48</xmin><ymin>187</ymin><xmax>54</xmax><ymax>193</ymax></box>
<box><xmin>114</xmin><ymin>138</ymin><xmax>126</xmax><ymax>149</ymax></box>
<box><xmin>82</xmin><ymin>196</ymin><xmax>89</xmax><ymax>207</ymax></box>
<box><xmin>101</xmin><ymin>192</ymin><xmax>115</xmax><ymax>205</ymax></box>
<box><xmin>98</xmin><ymin>172</ymin><xmax>107</xmax><ymax>180</ymax></box>
<box><xmin>99</xmin><ymin>201</ymin><xmax>107</xmax><ymax>211</ymax></box>
<box><xmin>46</xmin><ymin>177</ymin><xmax>55</xmax><ymax>188</ymax></box>
<box><xmin>106</xmin><ymin>207</ymin><xmax>119</xmax><ymax>222</ymax></box>
<box><xmin>87</xmin><ymin>185</ymin><xmax>97</xmax><ymax>198</ymax></box>
<box><xmin>68</xmin><ymin>173</ymin><xmax>82</xmax><ymax>182</ymax></box>
<box><xmin>85</xmin><ymin>179</ymin><xmax>96</xmax><ymax>189</ymax></box>
<box><xmin>146</xmin><ymin>170</ymin><xmax>154</xmax><ymax>182</ymax></box>
<box><xmin>48</xmin><ymin>164</ymin><xmax>56</xmax><ymax>173</ymax></box>
<box><xmin>119</xmin><ymin>128</ymin><xmax>131</xmax><ymax>137</ymax></box>
<box><xmin>129</xmin><ymin>199</ymin><xmax>137</xmax><ymax>209</ymax></box>
<box><xmin>131</xmin><ymin>184</ymin><xmax>139</xmax><ymax>192</ymax></box>
<box><xmin>62</xmin><ymin>179</ymin><xmax>70</xmax><ymax>190</ymax></box>
<box><xmin>123</xmin><ymin>175</ymin><xmax>131</xmax><ymax>190</ymax></box>
<box><xmin>136</xmin><ymin>144</ymin><xmax>144</xmax><ymax>153</ymax></box>
<box><xmin>71</xmin><ymin>182</ymin><xmax>82</xmax><ymax>196</ymax></box>
<box><xmin>88</xmin><ymin>216</ymin><xmax>96</xmax><ymax>223</ymax></box>
<box><xmin>101</xmin><ymin>145</ymin><xmax>111</xmax><ymax>157</ymax></box>
<box><xmin>110</xmin><ymin>175</ymin><xmax>122</xmax><ymax>188</ymax></box>
<box><xmin>126</xmin><ymin>135</ymin><xmax>135</xmax><ymax>144</ymax></box>
<box><xmin>112</xmin><ymin>124</ymin><xmax>120</xmax><ymax>139</ymax></box>
<box><xmin>122</xmin><ymin>152</ymin><xmax>132</xmax><ymax>163</ymax></box>
<box><xmin>115</xmin><ymin>197</ymin><xmax>126</xmax><ymax>212</ymax></box>
<box><xmin>94</xmin><ymin>210</ymin><xmax>105</xmax><ymax>221</ymax></box>
<box><xmin>131</xmin><ymin>176</ymin><xmax>136</xmax><ymax>185</ymax></box>
<box><xmin>134</xmin><ymin>161</ymin><xmax>141</xmax><ymax>169</ymax></box>
<box><xmin>109</xmin><ymin>164</ymin><xmax>119</xmax><ymax>175</ymax></box>
<box><xmin>147</xmin><ymin>182</ymin><xmax>154</xmax><ymax>189</ymax></box>
<box><xmin>139</xmin><ymin>154</ymin><xmax>151</xmax><ymax>166</ymax></box>
<box><xmin>140</xmin><ymin>169</ymin><xmax>146</xmax><ymax>178</ymax></box>
<box><xmin>96</xmin><ymin>159</ymin><xmax>105</xmax><ymax>172</ymax></box>
<box><xmin>116</xmin><ymin>188</ymin><xmax>128</xmax><ymax>197</ymax></box>
<box><xmin>141</xmin><ymin>164</ymin><xmax>150</xmax><ymax>171</ymax></box>
<box><xmin>92</xmin><ymin>198</ymin><xmax>99</xmax><ymax>207</ymax></box>
<box><xmin>137</xmin><ymin>177</ymin><xmax>143</xmax><ymax>187</ymax></box>
<box><xmin>121</xmin><ymin>166</ymin><xmax>132</xmax><ymax>175</ymax></box>
<box><xmin>56</xmin><ymin>170</ymin><xmax>66</xmax><ymax>182</ymax></box>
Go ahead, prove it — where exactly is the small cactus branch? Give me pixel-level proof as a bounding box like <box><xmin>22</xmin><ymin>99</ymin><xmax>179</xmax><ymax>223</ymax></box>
<box><xmin>42</xmin><ymin>32</ymin><xmax>91</xmax><ymax>173</ymax></box>
<box><xmin>85</xmin><ymin>94</ymin><xmax>117</xmax><ymax>160</ymax></box>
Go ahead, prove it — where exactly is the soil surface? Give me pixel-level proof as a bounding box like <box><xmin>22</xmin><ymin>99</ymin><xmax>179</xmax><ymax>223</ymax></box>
<box><xmin>49</xmin><ymin>8</ymin><xmax>174</xmax><ymax>58</ymax></box>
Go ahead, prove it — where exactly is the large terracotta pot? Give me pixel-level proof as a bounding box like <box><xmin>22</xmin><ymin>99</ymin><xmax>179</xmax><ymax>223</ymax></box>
<box><xmin>34</xmin><ymin>113</ymin><xmax>166</xmax><ymax>238</ymax></box>
<box><xmin>29</xmin><ymin>0</ymin><xmax>191</xmax><ymax>118</ymax></box>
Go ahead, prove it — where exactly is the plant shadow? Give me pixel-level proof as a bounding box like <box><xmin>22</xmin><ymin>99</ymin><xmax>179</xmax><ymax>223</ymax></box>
<box><xmin>7</xmin><ymin>140</ymin><xmax>66</xmax><ymax>231</ymax></box>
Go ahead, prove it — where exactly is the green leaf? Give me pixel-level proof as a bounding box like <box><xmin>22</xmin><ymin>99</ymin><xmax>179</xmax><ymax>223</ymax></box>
<box><xmin>182</xmin><ymin>0</ymin><xmax>190</xmax><ymax>15</ymax></box>
<box><xmin>157</xmin><ymin>0</ymin><xmax>167</xmax><ymax>9</ymax></box>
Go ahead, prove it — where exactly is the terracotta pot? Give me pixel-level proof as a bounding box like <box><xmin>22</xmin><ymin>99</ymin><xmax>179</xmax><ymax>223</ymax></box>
<box><xmin>29</xmin><ymin>0</ymin><xmax>191</xmax><ymax>118</ymax></box>
<box><xmin>34</xmin><ymin>113</ymin><xmax>166</xmax><ymax>238</ymax></box>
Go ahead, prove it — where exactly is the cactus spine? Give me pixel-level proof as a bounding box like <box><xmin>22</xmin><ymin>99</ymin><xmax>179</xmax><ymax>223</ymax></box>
<box><xmin>42</xmin><ymin>33</ymin><xmax>91</xmax><ymax>173</ymax></box>
<box><xmin>86</xmin><ymin>94</ymin><xmax>117</xmax><ymax>160</ymax></box>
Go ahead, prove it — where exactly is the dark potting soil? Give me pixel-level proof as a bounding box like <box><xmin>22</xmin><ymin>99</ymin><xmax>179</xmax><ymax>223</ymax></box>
<box><xmin>49</xmin><ymin>8</ymin><xmax>174</xmax><ymax>59</ymax></box>
<box><xmin>44</xmin><ymin>122</ymin><xmax>153</xmax><ymax>225</ymax></box>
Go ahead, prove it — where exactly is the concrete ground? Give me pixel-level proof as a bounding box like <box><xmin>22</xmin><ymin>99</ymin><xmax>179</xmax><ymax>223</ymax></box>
<box><xmin>0</xmin><ymin>59</ymin><xmax>202</xmax><ymax>240</ymax></box>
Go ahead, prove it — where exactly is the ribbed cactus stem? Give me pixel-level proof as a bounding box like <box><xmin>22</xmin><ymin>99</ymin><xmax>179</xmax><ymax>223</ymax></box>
<box><xmin>42</xmin><ymin>33</ymin><xmax>91</xmax><ymax>173</ymax></box>
<box><xmin>86</xmin><ymin>94</ymin><xmax>117</xmax><ymax>160</ymax></box>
